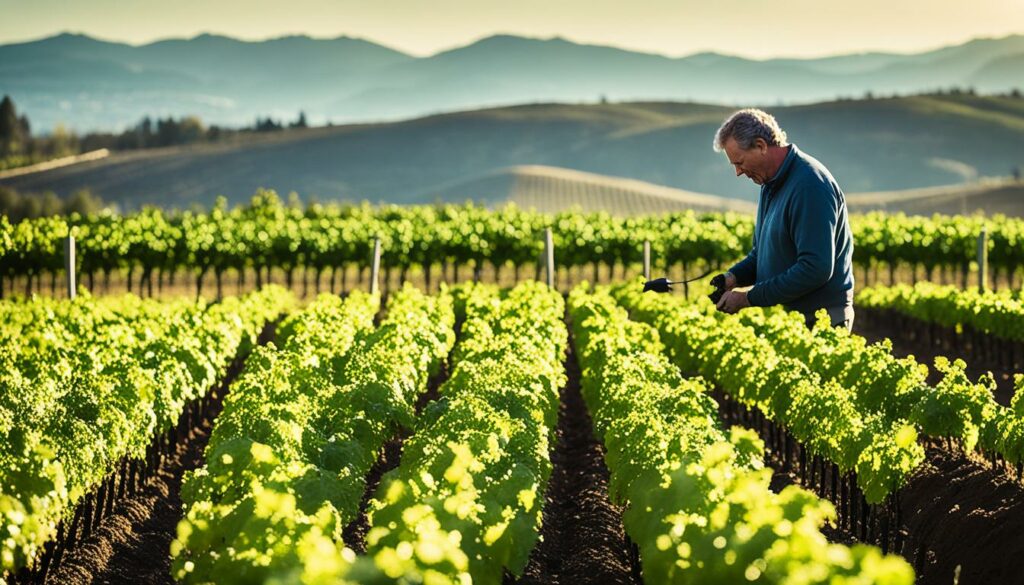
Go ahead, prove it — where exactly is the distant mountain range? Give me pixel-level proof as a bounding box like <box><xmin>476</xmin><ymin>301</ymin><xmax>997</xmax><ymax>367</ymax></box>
<box><xmin>1</xmin><ymin>31</ymin><xmax>1023</xmax><ymax>132</ymax></box>
<box><xmin>3</xmin><ymin>97</ymin><xmax>1022</xmax><ymax>208</ymax></box>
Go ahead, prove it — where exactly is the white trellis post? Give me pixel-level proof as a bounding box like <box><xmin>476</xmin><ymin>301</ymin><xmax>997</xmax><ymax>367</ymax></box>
<box><xmin>643</xmin><ymin>240</ymin><xmax>651</xmax><ymax>281</ymax></box>
<box><xmin>65</xmin><ymin>235</ymin><xmax>77</xmax><ymax>299</ymax></box>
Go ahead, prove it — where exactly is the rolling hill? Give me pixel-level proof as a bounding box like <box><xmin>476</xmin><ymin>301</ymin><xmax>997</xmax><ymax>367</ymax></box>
<box><xmin>2</xmin><ymin>96</ymin><xmax>1023</xmax><ymax>211</ymax></box>
<box><xmin>386</xmin><ymin>164</ymin><xmax>1024</xmax><ymax>217</ymax></box>
<box><xmin>847</xmin><ymin>178</ymin><xmax>1024</xmax><ymax>216</ymax></box>
<box><xmin>423</xmin><ymin>165</ymin><xmax>756</xmax><ymax>215</ymax></box>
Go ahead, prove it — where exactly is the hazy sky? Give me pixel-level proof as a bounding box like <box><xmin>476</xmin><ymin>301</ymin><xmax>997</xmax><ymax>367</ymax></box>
<box><xmin>3</xmin><ymin>0</ymin><xmax>1023</xmax><ymax>58</ymax></box>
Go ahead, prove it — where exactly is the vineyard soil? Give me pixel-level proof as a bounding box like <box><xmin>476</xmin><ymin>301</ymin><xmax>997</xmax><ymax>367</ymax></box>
<box><xmin>715</xmin><ymin>389</ymin><xmax>1024</xmax><ymax>585</ymax></box>
<box><xmin>900</xmin><ymin>441</ymin><xmax>1024</xmax><ymax>585</ymax></box>
<box><xmin>46</xmin><ymin>421</ymin><xmax>215</xmax><ymax>585</ymax></box>
<box><xmin>772</xmin><ymin>312</ymin><xmax>1024</xmax><ymax>584</ymax></box>
<box><xmin>515</xmin><ymin>338</ymin><xmax>638</xmax><ymax>585</ymax></box>
<box><xmin>37</xmin><ymin>320</ymin><xmax>277</xmax><ymax>585</ymax></box>
<box><xmin>341</xmin><ymin>359</ymin><xmax>451</xmax><ymax>553</ymax></box>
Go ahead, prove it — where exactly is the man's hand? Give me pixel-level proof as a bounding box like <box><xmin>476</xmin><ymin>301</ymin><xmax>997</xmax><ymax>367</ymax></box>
<box><xmin>716</xmin><ymin>290</ymin><xmax>750</xmax><ymax>314</ymax></box>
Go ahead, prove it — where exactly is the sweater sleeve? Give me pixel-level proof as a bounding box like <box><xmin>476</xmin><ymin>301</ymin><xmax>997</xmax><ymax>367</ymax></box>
<box><xmin>746</xmin><ymin>180</ymin><xmax>838</xmax><ymax>307</ymax></box>
<box><xmin>728</xmin><ymin>247</ymin><xmax>757</xmax><ymax>287</ymax></box>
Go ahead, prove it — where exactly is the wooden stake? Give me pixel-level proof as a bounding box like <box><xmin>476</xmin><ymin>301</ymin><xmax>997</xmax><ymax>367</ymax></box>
<box><xmin>977</xmin><ymin>226</ymin><xmax>988</xmax><ymax>293</ymax></box>
<box><xmin>643</xmin><ymin>240</ymin><xmax>651</xmax><ymax>280</ymax></box>
<box><xmin>544</xmin><ymin>228</ymin><xmax>554</xmax><ymax>288</ymax></box>
<box><xmin>370</xmin><ymin>237</ymin><xmax>381</xmax><ymax>295</ymax></box>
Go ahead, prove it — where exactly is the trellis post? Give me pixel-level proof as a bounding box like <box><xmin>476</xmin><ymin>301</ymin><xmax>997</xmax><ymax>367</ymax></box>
<box><xmin>370</xmin><ymin>237</ymin><xmax>381</xmax><ymax>294</ymax></box>
<box><xmin>643</xmin><ymin>240</ymin><xmax>651</xmax><ymax>280</ymax></box>
<box><xmin>977</xmin><ymin>227</ymin><xmax>988</xmax><ymax>293</ymax></box>
<box><xmin>544</xmin><ymin>228</ymin><xmax>554</xmax><ymax>288</ymax></box>
<box><xmin>65</xmin><ymin>235</ymin><xmax>77</xmax><ymax>299</ymax></box>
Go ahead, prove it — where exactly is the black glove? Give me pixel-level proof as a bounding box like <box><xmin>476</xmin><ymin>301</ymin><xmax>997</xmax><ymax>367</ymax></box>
<box><xmin>708</xmin><ymin>273</ymin><xmax>727</xmax><ymax>304</ymax></box>
<box><xmin>643</xmin><ymin>277</ymin><xmax>672</xmax><ymax>293</ymax></box>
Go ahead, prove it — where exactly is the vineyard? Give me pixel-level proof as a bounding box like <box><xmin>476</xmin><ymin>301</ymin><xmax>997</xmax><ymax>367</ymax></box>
<box><xmin>3</xmin><ymin>202</ymin><xmax>1024</xmax><ymax>585</ymax></box>
<box><xmin>5</xmin><ymin>190</ymin><xmax>1024</xmax><ymax>300</ymax></box>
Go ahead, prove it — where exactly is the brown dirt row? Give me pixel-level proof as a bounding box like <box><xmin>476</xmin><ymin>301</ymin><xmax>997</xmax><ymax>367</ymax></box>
<box><xmin>345</xmin><ymin>318</ymin><xmax>640</xmax><ymax>583</ymax></box>
<box><xmin>39</xmin><ymin>322</ymin><xmax>276</xmax><ymax>585</ymax></box>
<box><xmin>45</xmin><ymin>421</ymin><xmax>215</xmax><ymax>585</ymax></box>
<box><xmin>340</xmin><ymin>358</ymin><xmax>450</xmax><ymax>554</ymax></box>
<box><xmin>900</xmin><ymin>441</ymin><xmax>1024</xmax><ymax>585</ymax></box>
<box><xmin>34</xmin><ymin>310</ymin><xmax>637</xmax><ymax>584</ymax></box>
<box><xmin>514</xmin><ymin>336</ymin><xmax>639</xmax><ymax>585</ymax></box>
<box><xmin>718</xmin><ymin>396</ymin><xmax>1024</xmax><ymax>585</ymax></box>
<box><xmin>338</xmin><ymin>439</ymin><xmax>404</xmax><ymax>555</ymax></box>
<box><xmin>852</xmin><ymin>311</ymin><xmax>1024</xmax><ymax>584</ymax></box>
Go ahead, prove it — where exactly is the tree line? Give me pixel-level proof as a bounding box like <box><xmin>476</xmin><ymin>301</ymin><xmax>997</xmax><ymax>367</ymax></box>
<box><xmin>0</xmin><ymin>95</ymin><xmax>309</xmax><ymax>171</ymax></box>
<box><xmin>0</xmin><ymin>186</ymin><xmax>110</xmax><ymax>223</ymax></box>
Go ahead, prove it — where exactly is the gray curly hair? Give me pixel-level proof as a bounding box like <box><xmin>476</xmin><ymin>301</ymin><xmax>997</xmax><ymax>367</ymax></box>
<box><xmin>712</xmin><ymin>108</ymin><xmax>789</xmax><ymax>152</ymax></box>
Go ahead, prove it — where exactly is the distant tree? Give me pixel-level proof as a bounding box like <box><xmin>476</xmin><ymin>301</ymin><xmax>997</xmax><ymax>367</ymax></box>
<box><xmin>863</xmin><ymin>90</ymin><xmax>874</xmax><ymax>100</ymax></box>
<box><xmin>1</xmin><ymin>186</ymin><xmax>112</xmax><ymax>221</ymax></box>
<box><xmin>39</xmin><ymin>191</ymin><xmax>62</xmax><ymax>217</ymax></box>
<box><xmin>47</xmin><ymin>124</ymin><xmax>77</xmax><ymax>157</ymax></box>
<box><xmin>599</xmin><ymin>94</ymin><xmax>608</xmax><ymax>104</ymax></box>
<box><xmin>0</xmin><ymin>186</ymin><xmax>18</xmax><ymax>217</ymax></box>
<box><xmin>18</xmin><ymin>115</ymin><xmax>35</xmax><ymax>156</ymax></box>
<box><xmin>157</xmin><ymin>117</ymin><xmax>181</xmax><ymax>146</ymax></box>
<box><xmin>1011</xmin><ymin>88</ymin><xmax>1022</xmax><ymax>99</ymax></box>
<box><xmin>179</xmin><ymin>116</ymin><xmax>205</xmax><ymax>143</ymax></box>
<box><xmin>1014</xmin><ymin>166</ymin><xmax>1022</xmax><ymax>182</ymax></box>
<box><xmin>0</xmin><ymin>187</ymin><xmax>58</xmax><ymax>221</ymax></box>
<box><xmin>255</xmin><ymin>116</ymin><xmax>282</xmax><ymax>132</ymax></box>
<box><xmin>65</xmin><ymin>188</ymin><xmax>106</xmax><ymax>215</ymax></box>
<box><xmin>81</xmin><ymin>130</ymin><xmax>115</xmax><ymax>152</ymax></box>
<box><xmin>138</xmin><ymin>116</ymin><xmax>153</xmax><ymax>148</ymax></box>
<box><xmin>0</xmin><ymin>95</ymin><xmax>24</xmax><ymax>157</ymax></box>
<box><xmin>291</xmin><ymin>111</ymin><xmax>308</xmax><ymax>128</ymax></box>
<box><xmin>18</xmin><ymin>193</ymin><xmax>41</xmax><ymax>219</ymax></box>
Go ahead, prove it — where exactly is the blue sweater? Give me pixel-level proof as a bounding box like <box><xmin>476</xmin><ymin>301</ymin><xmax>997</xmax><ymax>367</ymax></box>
<box><xmin>728</xmin><ymin>144</ymin><xmax>854</xmax><ymax>314</ymax></box>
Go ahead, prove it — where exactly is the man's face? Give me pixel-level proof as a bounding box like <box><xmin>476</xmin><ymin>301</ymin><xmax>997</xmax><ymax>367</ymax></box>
<box><xmin>724</xmin><ymin>137</ymin><xmax>769</xmax><ymax>185</ymax></box>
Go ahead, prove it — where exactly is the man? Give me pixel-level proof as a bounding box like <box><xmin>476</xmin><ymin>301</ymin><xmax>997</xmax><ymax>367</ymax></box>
<box><xmin>710</xmin><ymin>108</ymin><xmax>855</xmax><ymax>330</ymax></box>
